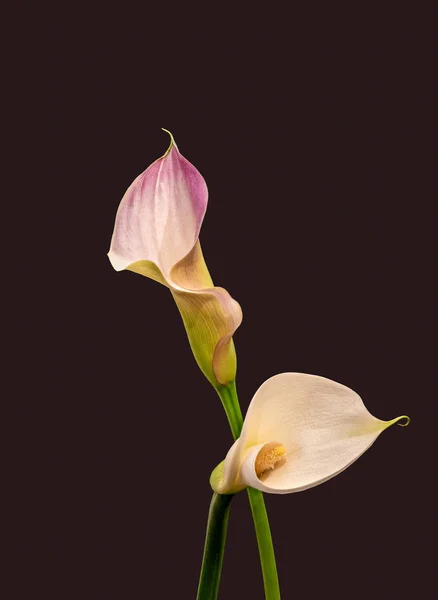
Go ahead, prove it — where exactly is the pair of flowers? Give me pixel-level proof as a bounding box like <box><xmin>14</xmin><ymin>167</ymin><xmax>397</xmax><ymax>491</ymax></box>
<box><xmin>108</xmin><ymin>130</ymin><xmax>408</xmax><ymax>497</ymax></box>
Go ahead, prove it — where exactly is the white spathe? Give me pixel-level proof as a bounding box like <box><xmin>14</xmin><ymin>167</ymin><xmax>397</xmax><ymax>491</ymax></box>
<box><xmin>212</xmin><ymin>373</ymin><xmax>409</xmax><ymax>495</ymax></box>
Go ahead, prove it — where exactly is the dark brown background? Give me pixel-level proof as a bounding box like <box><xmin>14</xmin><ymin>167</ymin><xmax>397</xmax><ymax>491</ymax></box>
<box><xmin>9</xmin><ymin>3</ymin><xmax>436</xmax><ymax>599</ymax></box>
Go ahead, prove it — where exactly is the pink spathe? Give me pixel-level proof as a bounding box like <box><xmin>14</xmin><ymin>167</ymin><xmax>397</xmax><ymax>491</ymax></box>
<box><xmin>108</xmin><ymin>131</ymin><xmax>242</xmax><ymax>386</ymax></box>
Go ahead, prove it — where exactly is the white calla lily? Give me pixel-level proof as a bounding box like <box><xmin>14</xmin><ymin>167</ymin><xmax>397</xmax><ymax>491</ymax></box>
<box><xmin>210</xmin><ymin>373</ymin><xmax>409</xmax><ymax>495</ymax></box>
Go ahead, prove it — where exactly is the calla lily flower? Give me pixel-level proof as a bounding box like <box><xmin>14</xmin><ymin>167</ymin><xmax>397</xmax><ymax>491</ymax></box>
<box><xmin>108</xmin><ymin>131</ymin><xmax>242</xmax><ymax>386</ymax></box>
<box><xmin>210</xmin><ymin>373</ymin><xmax>409</xmax><ymax>494</ymax></box>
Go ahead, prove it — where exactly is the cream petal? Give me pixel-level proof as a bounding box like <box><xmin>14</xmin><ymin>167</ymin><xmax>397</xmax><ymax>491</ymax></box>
<box><xmin>214</xmin><ymin>439</ymin><xmax>243</xmax><ymax>494</ymax></box>
<box><xmin>232</xmin><ymin>373</ymin><xmax>408</xmax><ymax>494</ymax></box>
<box><xmin>108</xmin><ymin>132</ymin><xmax>208</xmax><ymax>277</ymax></box>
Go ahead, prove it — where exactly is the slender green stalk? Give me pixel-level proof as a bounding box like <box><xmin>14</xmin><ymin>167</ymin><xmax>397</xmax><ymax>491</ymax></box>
<box><xmin>215</xmin><ymin>380</ymin><xmax>243</xmax><ymax>439</ymax></box>
<box><xmin>247</xmin><ymin>488</ymin><xmax>280</xmax><ymax>600</ymax></box>
<box><xmin>196</xmin><ymin>493</ymin><xmax>233</xmax><ymax>600</ymax></box>
<box><xmin>214</xmin><ymin>382</ymin><xmax>281</xmax><ymax>600</ymax></box>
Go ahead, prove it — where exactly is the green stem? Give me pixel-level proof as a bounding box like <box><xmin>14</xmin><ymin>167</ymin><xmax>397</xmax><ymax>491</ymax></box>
<box><xmin>215</xmin><ymin>380</ymin><xmax>243</xmax><ymax>439</ymax></box>
<box><xmin>196</xmin><ymin>492</ymin><xmax>233</xmax><ymax>600</ymax></box>
<box><xmin>214</xmin><ymin>382</ymin><xmax>281</xmax><ymax>600</ymax></box>
<box><xmin>247</xmin><ymin>488</ymin><xmax>280</xmax><ymax>600</ymax></box>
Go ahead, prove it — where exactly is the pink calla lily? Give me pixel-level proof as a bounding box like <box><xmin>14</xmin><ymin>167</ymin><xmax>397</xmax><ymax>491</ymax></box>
<box><xmin>108</xmin><ymin>131</ymin><xmax>242</xmax><ymax>386</ymax></box>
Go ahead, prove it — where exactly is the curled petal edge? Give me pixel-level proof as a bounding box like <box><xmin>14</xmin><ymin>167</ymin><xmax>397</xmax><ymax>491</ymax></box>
<box><xmin>127</xmin><ymin>241</ymin><xmax>242</xmax><ymax>386</ymax></box>
<box><xmin>212</xmin><ymin>414</ymin><xmax>409</xmax><ymax>495</ymax></box>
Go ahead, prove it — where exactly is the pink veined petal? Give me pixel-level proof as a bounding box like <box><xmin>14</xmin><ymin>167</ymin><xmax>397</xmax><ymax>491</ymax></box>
<box><xmin>107</xmin><ymin>132</ymin><xmax>242</xmax><ymax>386</ymax></box>
<box><xmin>108</xmin><ymin>138</ymin><xmax>208</xmax><ymax>277</ymax></box>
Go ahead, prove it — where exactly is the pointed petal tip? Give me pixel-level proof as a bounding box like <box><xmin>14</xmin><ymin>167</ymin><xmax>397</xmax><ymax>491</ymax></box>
<box><xmin>232</xmin><ymin>374</ymin><xmax>411</xmax><ymax>494</ymax></box>
<box><xmin>161</xmin><ymin>128</ymin><xmax>177</xmax><ymax>154</ymax></box>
